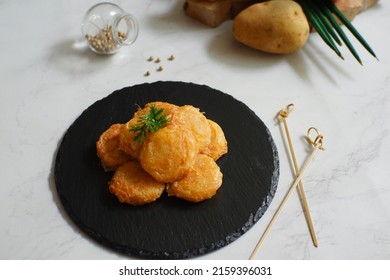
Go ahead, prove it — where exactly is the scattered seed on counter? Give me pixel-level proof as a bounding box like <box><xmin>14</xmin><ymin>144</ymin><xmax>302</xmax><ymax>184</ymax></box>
<box><xmin>144</xmin><ymin>54</ymin><xmax>175</xmax><ymax>77</ymax></box>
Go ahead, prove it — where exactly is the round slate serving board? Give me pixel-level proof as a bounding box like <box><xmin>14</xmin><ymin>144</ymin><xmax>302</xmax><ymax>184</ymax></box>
<box><xmin>55</xmin><ymin>81</ymin><xmax>279</xmax><ymax>259</ymax></box>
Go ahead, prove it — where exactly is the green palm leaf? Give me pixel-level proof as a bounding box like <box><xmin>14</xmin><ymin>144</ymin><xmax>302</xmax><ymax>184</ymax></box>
<box><xmin>295</xmin><ymin>0</ymin><xmax>377</xmax><ymax>64</ymax></box>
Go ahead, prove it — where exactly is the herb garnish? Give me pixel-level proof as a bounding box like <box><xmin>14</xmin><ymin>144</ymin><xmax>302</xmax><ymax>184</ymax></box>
<box><xmin>129</xmin><ymin>105</ymin><xmax>170</xmax><ymax>143</ymax></box>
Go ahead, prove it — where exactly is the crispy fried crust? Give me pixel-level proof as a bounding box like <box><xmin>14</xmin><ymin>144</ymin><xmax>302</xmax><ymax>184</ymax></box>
<box><xmin>119</xmin><ymin>102</ymin><xmax>179</xmax><ymax>160</ymax></box>
<box><xmin>98</xmin><ymin>102</ymin><xmax>228</xmax><ymax>204</ymax></box>
<box><xmin>167</xmin><ymin>154</ymin><xmax>223</xmax><ymax>202</ymax></box>
<box><xmin>140</xmin><ymin>125</ymin><xmax>197</xmax><ymax>183</ymax></box>
<box><xmin>109</xmin><ymin>161</ymin><xmax>166</xmax><ymax>205</ymax></box>
<box><xmin>201</xmin><ymin>119</ymin><xmax>228</xmax><ymax>160</ymax></box>
<box><xmin>135</xmin><ymin>101</ymin><xmax>179</xmax><ymax>119</ymax></box>
<box><xmin>171</xmin><ymin>105</ymin><xmax>211</xmax><ymax>152</ymax></box>
<box><xmin>119</xmin><ymin>118</ymin><xmax>143</xmax><ymax>160</ymax></box>
<box><xmin>96</xmin><ymin>124</ymin><xmax>132</xmax><ymax>171</ymax></box>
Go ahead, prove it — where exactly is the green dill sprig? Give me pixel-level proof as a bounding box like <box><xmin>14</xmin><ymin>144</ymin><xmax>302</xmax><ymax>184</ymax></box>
<box><xmin>129</xmin><ymin>104</ymin><xmax>170</xmax><ymax>143</ymax></box>
<box><xmin>296</xmin><ymin>0</ymin><xmax>377</xmax><ymax>64</ymax></box>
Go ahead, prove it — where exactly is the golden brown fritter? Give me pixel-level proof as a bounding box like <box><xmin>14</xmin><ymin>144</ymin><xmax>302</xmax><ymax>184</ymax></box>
<box><xmin>171</xmin><ymin>105</ymin><xmax>211</xmax><ymax>152</ymax></box>
<box><xmin>119</xmin><ymin>102</ymin><xmax>179</xmax><ymax>160</ymax></box>
<box><xmin>201</xmin><ymin>119</ymin><xmax>228</xmax><ymax>161</ymax></box>
<box><xmin>119</xmin><ymin>117</ymin><xmax>143</xmax><ymax>160</ymax></box>
<box><xmin>109</xmin><ymin>161</ymin><xmax>166</xmax><ymax>205</ymax></box>
<box><xmin>167</xmin><ymin>154</ymin><xmax>223</xmax><ymax>203</ymax></box>
<box><xmin>97</xmin><ymin>102</ymin><xmax>228</xmax><ymax>205</ymax></box>
<box><xmin>139</xmin><ymin>125</ymin><xmax>197</xmax><ymax>183</ymax></box>
<box><xmin>135</xmin><ymin>101</ymin><xmax>179</xmax><ymax>120</ymax></box>
<box><xmin>96</xmin><ymin>124</ymin><xmax>132</xmax><ymax>171</ymax></box>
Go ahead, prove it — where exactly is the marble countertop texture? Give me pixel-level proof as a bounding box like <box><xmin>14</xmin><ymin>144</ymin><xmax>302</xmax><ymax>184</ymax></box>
<box><xmin>1</xmin><ymin>0</ymin><xmax>389</xmax><ymax>260</ymax></box>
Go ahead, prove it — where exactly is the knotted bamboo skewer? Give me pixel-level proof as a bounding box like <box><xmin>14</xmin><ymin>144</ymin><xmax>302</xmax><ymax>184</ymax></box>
<box><xmin>279</xmin><ymin>104</ymin><xmax>318</xmax><ymax>247</ymax></box>
<box><xmin>249</xmin><ymin>127</ymin><xmax>325</xmax><ymax>260</ymax></box>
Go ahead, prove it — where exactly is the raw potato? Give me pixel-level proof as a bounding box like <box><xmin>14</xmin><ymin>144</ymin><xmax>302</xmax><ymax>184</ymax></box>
<box><xmin>184</xmin><ymin>0</ymin><xmax>379</xmax><ymax>27</ymax></box>
<box><xmin>232</xmin><ymin>0</ymin><xmax>310</xmax><ymax>54</ymax></box>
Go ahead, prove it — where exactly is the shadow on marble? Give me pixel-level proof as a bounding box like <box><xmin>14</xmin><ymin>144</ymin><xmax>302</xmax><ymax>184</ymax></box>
<box><xmin>140</xmin><ymin>0</ymin><xmax>363</xmax><ymax>85</ymax></box>
<box><xmin>143</xmin><ymin>0</ymin><xmax>207</xmax><ymax>33</ymax></box>
<box><xmin>300</xmin><ymin>42</ymin><xmax>352</xmax><ymax>85</ymax></box>
<box><xmin>47</xmin><ymin>37</ymin><xmax>117</xmax><ymax>76</ymax></box>
<box><xmin>205</xmin><ymin>27</ymin><xmax>287</xmax><ymax>70</ymax></box>
<box><xmin>207</xmin><ymin>30</ymin><xmax>355</xmax><ymax>85</ymax></box>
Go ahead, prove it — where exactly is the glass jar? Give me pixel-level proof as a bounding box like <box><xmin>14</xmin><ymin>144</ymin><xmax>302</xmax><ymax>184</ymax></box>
<box><xmin>81</xmin><ymin>2</ymin><xmax>139</xmax><ymax>55</ymax></box>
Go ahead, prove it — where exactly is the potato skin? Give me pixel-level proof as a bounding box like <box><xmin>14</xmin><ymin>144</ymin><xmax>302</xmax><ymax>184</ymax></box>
<box><xmin>232</xmin><ymin>0</ymin><xmax>310</xmax><ymax>54</ymax></box>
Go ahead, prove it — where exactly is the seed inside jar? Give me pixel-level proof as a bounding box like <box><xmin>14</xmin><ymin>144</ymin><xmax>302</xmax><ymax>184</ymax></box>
<box><xmin>86</xmin><ymin>25</ymin><xmax>127</xmax><ymax>54</ymax></box>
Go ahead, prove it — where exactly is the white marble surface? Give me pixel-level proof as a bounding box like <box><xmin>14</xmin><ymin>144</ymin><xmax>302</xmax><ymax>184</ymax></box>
<box><xmin>1</xmin><ymin>0</ymin><xmax>389</xmax><ymax>260</ymax></box>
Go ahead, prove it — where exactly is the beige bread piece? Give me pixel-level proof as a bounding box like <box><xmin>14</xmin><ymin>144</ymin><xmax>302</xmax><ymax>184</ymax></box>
<box><xmin>184</xmin><ymin>0</ymin><xmax>259</xmax><ymax>27</ymax></box>
<box><xmin>184</xmin><ymin>0</ymin><xmax>379</xmax><ymax>27</ymax></box>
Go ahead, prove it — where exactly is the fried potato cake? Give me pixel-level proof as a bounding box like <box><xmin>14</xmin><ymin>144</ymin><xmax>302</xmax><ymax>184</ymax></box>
<box><xmin>167</xmin><ymin>154</ymin><xmax>223</xmax><ymax>202</ymax></box>
<box><xmin>119</xmin><ymin>117</ymin><xmax>143</xmax><ymax>160</ymax></box>
<box><xmin>139</xmin><ymin>125</ymin><xmax>197</xmax><ymax>183</ymax></box>
<box><xmin>119</xmin><ymin>102</ymin><xmax>179</xmax><ymax>160</ymax></box>
<box><xmin>201</xmin><ymin>119</ymin><xmax>228</xmax><ymax>161</ymax></box>
<box><xmin>134</xmin><ymin>101</ymin><xmax>179</xmax><ymax>120</ymax></box>
<box><xmin>171</xmin><ymin>105</ymin><xmax>211</xmax><ymax>152</ymax></box>
<box><xmin>96</xmin><ymin>124</ymin><xmax>132</xmax><ymax>171</ymax></box>
<box><xmin>109</xmin><ymin>161</ymin><xmax>166</xmax><ymax>205</ymax></box>
<box><xmin>97</xmin><ymin>102</ymin><xmax>228</xmax><ymax>205</ymax></box>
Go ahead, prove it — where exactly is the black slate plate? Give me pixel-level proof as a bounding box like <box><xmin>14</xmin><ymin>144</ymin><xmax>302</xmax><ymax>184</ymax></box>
<box><xmin>55</xmin><ymin>81</ymin><xmax>279</xmax><ymax>259</ymax></box>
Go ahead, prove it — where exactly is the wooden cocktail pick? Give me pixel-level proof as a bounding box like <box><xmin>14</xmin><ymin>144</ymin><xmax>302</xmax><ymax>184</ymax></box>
<box><xmin>279</xmin><ymin>104</ymin><xmax>318</xmax><ymax>248</ymax></box>
<box><xmin>249</xmin><ymin>127</ymin><xmax>325</xmax><ymax>260</ymax></box>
